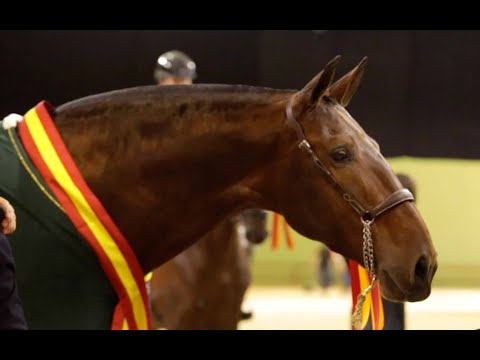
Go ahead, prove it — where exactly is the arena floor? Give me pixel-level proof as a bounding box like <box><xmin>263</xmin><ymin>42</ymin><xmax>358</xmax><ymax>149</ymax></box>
<box><xmin>238</xmin><ymin>287</ymin><xmax>480</xmax><ymax>330</ymax></box>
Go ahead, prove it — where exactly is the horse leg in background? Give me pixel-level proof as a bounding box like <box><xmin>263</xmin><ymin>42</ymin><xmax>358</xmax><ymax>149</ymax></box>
<box><xmin>149</xmin><ymin>209</ymin><xmax>267</xmax><ymax>330</ymax></box>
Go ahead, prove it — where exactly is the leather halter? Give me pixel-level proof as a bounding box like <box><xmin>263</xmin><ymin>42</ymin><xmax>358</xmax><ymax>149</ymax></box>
<box><xmin>285</xmin><ymin>97</ymin><xmax>414</xmax><ymax>224</ymax></box>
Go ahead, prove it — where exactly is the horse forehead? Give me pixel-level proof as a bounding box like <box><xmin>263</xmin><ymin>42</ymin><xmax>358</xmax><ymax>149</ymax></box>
<box><xmin>331</xmin><ymin>105</ymin><xmax>379</xmax><ymax>150</ymax></box>
<box><xmin>331</xmin><ymin>105</ymin><xmax>364</xmax><ymax>134</ymax></box>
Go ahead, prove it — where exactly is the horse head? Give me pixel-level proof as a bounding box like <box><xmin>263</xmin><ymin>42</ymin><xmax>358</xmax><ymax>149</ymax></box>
<box><xmin>268</xmin><ymin>56</ymin><xmax>437</xmax><ymax>302</ymax></box>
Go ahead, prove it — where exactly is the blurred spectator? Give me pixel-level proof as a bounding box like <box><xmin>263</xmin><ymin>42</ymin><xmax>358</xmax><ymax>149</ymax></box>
<box><xmin>317</xmin><ymin>246</ymin><xmax>334</xmax><ymax>290</ymax></box>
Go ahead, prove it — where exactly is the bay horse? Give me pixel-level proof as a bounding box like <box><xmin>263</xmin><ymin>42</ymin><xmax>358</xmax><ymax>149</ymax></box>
<box><xmin>3</xmin><ymin>56</ymin><xmax>437</xmax><ymax>329</ymax></box>
<box><xmin>149</xmin><ymin>208</ymin><xmax>267</xmax><ymax>330</ymax></box>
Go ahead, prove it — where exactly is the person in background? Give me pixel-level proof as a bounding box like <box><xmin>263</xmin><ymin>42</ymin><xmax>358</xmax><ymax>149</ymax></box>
<box><xmin>0</xmin><ymin>197</ymin><xmax>28</xmax><ymax>329</ymax></box>
<box><xmin>145</xmin><ymin>49</ymin><xmax>197</xmax><ymax>298</ymax></box>
<box><xmin>317</xmin><ymin>246</ymin><xmax>334</xmax><ymax>291</ymax></box>
<box><xmin>151</xmin><ymin>49</ymin><xmax>255</xmax><ymax>322</ymax></box>
<box><xmin>330</xmin><ymin>251</ymin><xmax>351</xmax><ymax>290</ymax></box>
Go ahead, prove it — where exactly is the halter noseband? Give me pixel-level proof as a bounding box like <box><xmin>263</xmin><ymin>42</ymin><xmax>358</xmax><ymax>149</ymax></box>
<box><xmin>285</xmin><ymin>97</ymin><xmax>414</xmax><ymax>274</ymax></box>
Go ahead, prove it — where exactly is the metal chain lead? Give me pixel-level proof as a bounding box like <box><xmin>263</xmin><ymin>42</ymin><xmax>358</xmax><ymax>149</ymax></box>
<box><xmin>351</xmin><ymin>218</ymin><xmax>377</xmax><ymax>330</ymax></box>
<box><xmin>362</xmin><ymin>219</ymin><xmax>375</xmax><ymax>275</ymax></box>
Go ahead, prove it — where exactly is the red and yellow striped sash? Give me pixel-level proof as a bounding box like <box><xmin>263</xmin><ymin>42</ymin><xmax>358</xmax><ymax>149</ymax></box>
<box><xmin>349</xmin><ymin>260</ymin><xmax>384</xmax><ymax>330</ymax></box>
<box><xmin>18</xmin><ymin>101</ymin><xmax>152</xmax><ymax>330</ymax></box>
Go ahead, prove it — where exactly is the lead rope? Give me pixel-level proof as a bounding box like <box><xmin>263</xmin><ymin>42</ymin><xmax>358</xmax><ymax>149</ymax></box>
<box><xmin>351</xmin><ymin>218</ymin><xmax>377</xmax><ymax>329</ymax></box>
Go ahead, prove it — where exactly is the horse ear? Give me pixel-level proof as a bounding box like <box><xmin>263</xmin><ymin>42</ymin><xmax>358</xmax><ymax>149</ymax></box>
<box><xmin>328</xmin><ymin>57</ymin><xmax>368</xmax><ymax>107</ymax></box>
<box><xmin>296</xmin><ymin>55</ymin><xmax>341</xmax><ymax>109</ymax></box>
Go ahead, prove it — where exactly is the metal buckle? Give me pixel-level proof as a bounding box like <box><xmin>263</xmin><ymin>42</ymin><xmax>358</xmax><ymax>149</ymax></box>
<box><xmin>298</xmin><ymin>139</ymin><xmax>311</xmax><ymax>151</ymax></box>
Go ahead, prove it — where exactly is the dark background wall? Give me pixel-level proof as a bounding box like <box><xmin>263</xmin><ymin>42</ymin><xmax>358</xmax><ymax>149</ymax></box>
<box><xmin>2</xmin><ymin>30</ymin><xmax>480</xmax><ymax>158</ymax></box>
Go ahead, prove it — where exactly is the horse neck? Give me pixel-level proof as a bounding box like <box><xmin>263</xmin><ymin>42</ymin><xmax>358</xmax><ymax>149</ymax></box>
<box><xmin>54</xmin><ymin>86</ymin><xmax>294</xmax><ymax>272</ymax></box>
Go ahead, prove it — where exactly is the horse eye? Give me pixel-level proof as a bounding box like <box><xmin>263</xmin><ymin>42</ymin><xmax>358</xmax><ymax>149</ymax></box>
<box><xmin>330</xmin><ymin>147</ymin><xmax>352</xmax><ymax>163</ymax></box>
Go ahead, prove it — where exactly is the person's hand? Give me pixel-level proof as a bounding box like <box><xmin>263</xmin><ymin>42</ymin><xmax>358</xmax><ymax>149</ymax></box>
<box><xmin>0</xmin><ymin>197</ymin><xmax>16</xmax><ymax>234</ymax></box>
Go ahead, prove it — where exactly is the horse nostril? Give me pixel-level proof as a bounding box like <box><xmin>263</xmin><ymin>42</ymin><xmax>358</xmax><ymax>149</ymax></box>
<box><xmin>415</xmin><ymin>255</ymin><xmax>429</xmax><ymax>282</ymax></box>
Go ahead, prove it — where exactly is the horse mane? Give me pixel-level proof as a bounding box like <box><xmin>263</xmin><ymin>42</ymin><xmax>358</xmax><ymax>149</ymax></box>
<box><xmin>56</xmin><ymin>84</ymin><xmax>296</xmax><ymax>115</ymax></box>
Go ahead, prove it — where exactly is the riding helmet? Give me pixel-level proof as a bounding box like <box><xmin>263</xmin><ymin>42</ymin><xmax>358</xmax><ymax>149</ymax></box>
<box><xmin>153</xmin><ymin>50</ymin><xmax>197</xmax><ymax>82</ymax></box>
